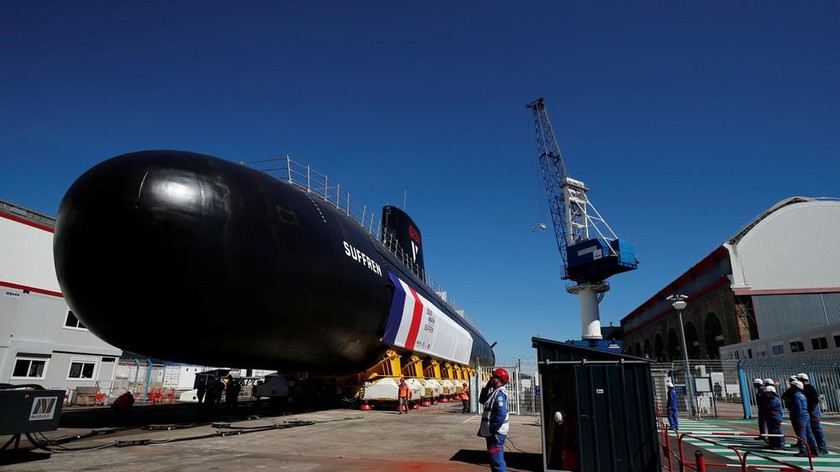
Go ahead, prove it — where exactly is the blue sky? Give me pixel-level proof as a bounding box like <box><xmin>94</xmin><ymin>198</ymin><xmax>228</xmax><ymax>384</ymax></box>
<box><xmin>2</xmin><ymin>2</ymin><xmax>838</xmax><ymax>364</ymax></box>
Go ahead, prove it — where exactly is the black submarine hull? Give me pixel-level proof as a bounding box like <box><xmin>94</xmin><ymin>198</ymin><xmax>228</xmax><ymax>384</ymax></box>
<box><xmin>53</xmin><ymin>150</ymin><xmax>495</xmax><ymax>373</ymax></box>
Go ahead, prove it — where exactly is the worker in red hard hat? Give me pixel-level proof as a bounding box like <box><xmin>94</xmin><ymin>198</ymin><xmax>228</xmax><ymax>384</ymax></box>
<box><xmin>477</xmin><ymin>368</ymin><xmax>510</xmax><ymax>472</ymax></box>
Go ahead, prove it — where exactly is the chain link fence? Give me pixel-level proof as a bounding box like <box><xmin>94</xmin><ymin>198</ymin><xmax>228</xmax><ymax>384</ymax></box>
<box><xmin>481</xmin><ymin>359</ymin><xmax>540</xmax><ymax>416</ymax></box>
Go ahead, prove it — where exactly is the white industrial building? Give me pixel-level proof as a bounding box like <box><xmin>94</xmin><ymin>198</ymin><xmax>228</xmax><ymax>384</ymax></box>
<box><xmin>621</xmin><ymin>197</ymin><xmax>840</xmax><ymax>361</ymax></box>
<box><xmin>0</xmin><ymin>199</ymin><xmax>122</xmax><ymax>397</ymax></box>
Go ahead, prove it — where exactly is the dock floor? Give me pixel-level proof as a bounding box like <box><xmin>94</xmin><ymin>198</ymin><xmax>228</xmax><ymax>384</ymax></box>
<box><xmin>1</xmin><ymin>400</ymin><xmax>544</xmax><ymax>471</ymax></box>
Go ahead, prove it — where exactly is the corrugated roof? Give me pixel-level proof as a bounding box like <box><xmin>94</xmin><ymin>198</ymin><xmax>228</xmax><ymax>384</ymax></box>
<box><xmin>0</xmin><ymin>198</ymin><xmax>55</xmax><ymax>228</ymax></box>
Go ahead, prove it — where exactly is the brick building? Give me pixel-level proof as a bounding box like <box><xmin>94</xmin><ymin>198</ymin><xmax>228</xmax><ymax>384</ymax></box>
<box><xmin>621</xmin><ymin>197</ymin><xmax>840</xmax><ymax>361</ymax></box>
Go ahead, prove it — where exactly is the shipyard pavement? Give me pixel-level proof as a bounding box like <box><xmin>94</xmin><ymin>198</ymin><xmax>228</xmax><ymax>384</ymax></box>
<box><xmin>2</xmin><ymin>401</ymin><xmax>544</xmax><ymax>471</ymax></box>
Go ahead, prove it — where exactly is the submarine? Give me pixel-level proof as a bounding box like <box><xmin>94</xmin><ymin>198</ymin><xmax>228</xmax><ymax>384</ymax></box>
<box><xmin>53</xmin><ymin>150</ymin><xmax>495</xmax><ymax>375</ymax></box>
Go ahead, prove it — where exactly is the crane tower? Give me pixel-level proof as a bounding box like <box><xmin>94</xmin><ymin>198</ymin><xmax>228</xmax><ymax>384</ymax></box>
<box><xmin>528</xmin><ymin>97</ymin><xmax>638</xmax><ymax>340</ymax></box>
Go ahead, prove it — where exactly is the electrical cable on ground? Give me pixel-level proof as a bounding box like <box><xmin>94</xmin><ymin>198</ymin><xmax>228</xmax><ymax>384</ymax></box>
<box><xmin>20</xmin><ymin>419</ymin><xmax>316</xmax><ymax>453</ymax></box>
<box><xmin>504</xmin><ymin>435</ymin><xmax>532</xmax><ymax>454</ymax></box>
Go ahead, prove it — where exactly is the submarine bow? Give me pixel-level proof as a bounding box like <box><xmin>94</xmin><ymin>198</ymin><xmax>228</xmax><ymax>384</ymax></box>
<box><xmin>54</xmin><ymin>150</ymin><xmax>495</xmax><ymax>373</ymax></box>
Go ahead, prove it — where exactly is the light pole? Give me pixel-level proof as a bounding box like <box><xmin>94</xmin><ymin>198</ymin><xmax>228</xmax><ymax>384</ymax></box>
<box><xmin>667</xmin><ymin>294</ymin><xmax>696</xmax><ymax>417</ymax></box>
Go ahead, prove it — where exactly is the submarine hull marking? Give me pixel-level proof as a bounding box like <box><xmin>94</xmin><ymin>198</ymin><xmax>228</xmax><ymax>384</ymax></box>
<box><xmin>405</xmin><ymin>285</ymin><xmax>424</xmax><ymax>350</ymax></box>
<box><xmin>343</xmin><ymin>240</ymin><xmax>382</xmax><ymax>276</ymax></box>
<box><xmin>382</xmin><ymin>272</ymin><xmax>472</xmax><ymax>365</ymax></box>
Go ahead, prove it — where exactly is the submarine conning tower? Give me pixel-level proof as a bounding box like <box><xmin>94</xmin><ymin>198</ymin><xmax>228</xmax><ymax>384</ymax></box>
<box><xmin>381</xmin><ymin>205</ymin><xmax>426</xmax><ymax>283</ymax></box>
<box><xmin>246</xmin><ymin>155</ymin><xmax>481</xmax><ymax>334</ymax></box>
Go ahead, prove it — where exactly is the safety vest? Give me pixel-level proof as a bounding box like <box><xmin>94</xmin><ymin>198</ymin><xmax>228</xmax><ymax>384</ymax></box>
<box><xmin>399</xmin><ymin>382</ymin><xmax>409</xmax><ymax>398</ymax></box>
<box><xmin>461</xmin><ymin>386</ymin><xmax>470</xmax><ymax>400</ymax></box>
<box><xmin>478</xmin><ymin>386</ymin><xmax>509</xmax><ymax>437</ymax></box>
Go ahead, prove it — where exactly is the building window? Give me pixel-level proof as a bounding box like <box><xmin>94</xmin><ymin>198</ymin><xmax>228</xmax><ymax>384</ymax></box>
<box><xmin>732</xmin><ymin>351</ymin><xmax>739</xmax><ymax>359</ymax></box>
<box><xmin>835</xmin><ymin>335</ymin><xmax>840</xmax><ymax>348</ymax></box>
<box><xmin>790</xmin><ymin>341</ymin><xmax>805</xmax><ymax>353</ymax></box>
<box><xmin>771</xmin><ymin>344</ymin><xmax>784</xmax><ymax>355</ymax></box>
<box><xmin>811</xmin><ymin>337</ymin><xmax>828</xmax><ymax>351</ymax></box>
<box><xmin>68</xmin><ymin>361</ymin><xmax>96</xmax><ymax>379</ymax></box>
<box><xmin>64</xmin><ymin>311</ymin><xmax>86</xmax><ymax>329</ymax></box>
<box><xmin>12</xmin><ymin>357</ymin><xmax>47</xmax><ymax>379</ymax></box>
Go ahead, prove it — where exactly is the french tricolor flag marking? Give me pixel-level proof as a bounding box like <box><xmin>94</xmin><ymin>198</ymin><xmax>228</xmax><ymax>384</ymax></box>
<box><xmin>381</xmin><ymin>272</ymin><xmax>472</xmax><ymax>365</ymax></box>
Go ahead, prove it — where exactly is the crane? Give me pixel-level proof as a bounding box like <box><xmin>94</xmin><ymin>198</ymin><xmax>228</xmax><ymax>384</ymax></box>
<box><xmin>527</xmin><ymin>97</ymin><xmax>638</xmax><ymax>341</ymax></box>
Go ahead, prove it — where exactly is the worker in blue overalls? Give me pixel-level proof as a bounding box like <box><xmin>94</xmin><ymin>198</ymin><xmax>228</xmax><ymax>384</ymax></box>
<box><xmin>759</xmin><ymin>378</ymin><xmax>776</xmax><ymax>443</ymax></box>
<box><xmin>754</xmin><ymin>378</ymin><xmax>767</xmax><ymax>441</ymax></box>
<box><xmin>798</xmin><ymin>373</ymin><xmax>829</xmax><ymax>455</ymax></box>
<box><xmin>665</xmin><ymin>378</ymin><xmax>678</xmax><ymax>431</ymax></box>
<box><xmin>788</xmin><ymin>379</ymin><xmax>818</xmax><ymax>457</ymax></box>
<box><xmin>764</xmin><ymin>385</ymin><xmax>785</xmax><ymax>449</ymax></box>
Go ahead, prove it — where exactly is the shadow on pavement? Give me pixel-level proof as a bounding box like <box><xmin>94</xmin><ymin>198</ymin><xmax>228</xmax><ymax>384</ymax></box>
<box><xmin>58</xmin><ymin>401</ymin><xmax>296</xmax><ymax>430</ymax></box>
<box><xmin>450</xmin><ymin>449</ymin><xmax>542</xmax><ymax>471</ymax></box>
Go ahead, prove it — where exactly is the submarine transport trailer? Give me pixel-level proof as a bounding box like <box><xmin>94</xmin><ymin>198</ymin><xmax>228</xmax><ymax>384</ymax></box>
<box><xmin>53</xmin><ymin>150</ymin><xmax>495</xmax><ymax>401</ymax></box>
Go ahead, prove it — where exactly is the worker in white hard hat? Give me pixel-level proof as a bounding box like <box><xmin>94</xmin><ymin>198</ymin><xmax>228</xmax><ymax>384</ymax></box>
<box><xmin>756</xmin><ymin>379</ymin><xmax>776</xmax><ymax>443</ymax></box>
<box><xmin>797</xmin><ymin>373</ymin><xmax>828</xmax><ymax>454</ymax></box>
<box><xmin>781</xmin><ymin>375</ymin><xmax>798</xmax><ymax>405</ymax></box>
<box><xmin>787</xmin><ymin>380</ymin><xmax>818</xmax><ymax>457</ymax></box>
<box><xmin>764</xmin><ymin>386</ymin><xmax>785</xmax><ymax>450</ymax></box>
<box><xmin>753</xmin><ymin>378</ymin><xmax>768</xmax><ymax>441</ymax></box>
<box><xmin>780</xmin><ymin>376</ymin><xmax>801</xmax><ymax>448</ymax></box>
<box><xmin>665</xmin><ymin>379</ymin><xmax>678</xmax><ymax>430</ymax></box>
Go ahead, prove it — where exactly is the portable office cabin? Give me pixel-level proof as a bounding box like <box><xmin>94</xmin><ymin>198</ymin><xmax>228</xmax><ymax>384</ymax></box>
<box><xmin>533</xmin><ymin>337</ymin><xmax>659</xmax><ymax>472</ymax></box>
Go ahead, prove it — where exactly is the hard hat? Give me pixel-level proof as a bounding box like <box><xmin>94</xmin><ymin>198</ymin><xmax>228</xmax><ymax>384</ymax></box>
<box><xmin>765</xmin><ymin>385</ymin><xmax>777</xmax><ymax>394</ymax></box>
<box><xmin>492</xmin><ymin>368</ymin><xmax>510</xmax><ymax>384</ymax></box>
<box><xmin>789</xmin><ymin>375</ymin><xmax>798</xmax><ymax>382</ymax></box>
<box><xmin>763</xmin><ymin>378</ymin><xmax>774</xmax><ymax>385</ymax></box>
<box><xmin>796</xmin><ymin>373</ymin><xmax>809</xmax><ymax>382</ymax></box>
<box><xmin>792</xmin><ymin>380</ymin><xmax>804</xmax><ymax>390</ymax></box>
<box><xmin>753</xmin><ymin>378</ymin><xmax>763</xmax><ymax>385</ymax></box>
<box><xmin>666</xmin><ymin>379</ymin><xmax>674</xmax><ymax>387</ymax></box>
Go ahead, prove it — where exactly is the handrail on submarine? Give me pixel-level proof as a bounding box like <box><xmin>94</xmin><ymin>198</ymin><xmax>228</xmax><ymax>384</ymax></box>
<box><xmin>241</xmin><ymin>155</ymin><xmax>480</xmax><ymax>332</ymax></box>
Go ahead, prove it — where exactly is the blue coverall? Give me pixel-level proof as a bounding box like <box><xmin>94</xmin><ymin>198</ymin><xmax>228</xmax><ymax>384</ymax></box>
<box><xmin>666</xmin><ymin>386</ymin><xmax>678</xmax><ymax>430</ymax></box>
<box><xmin>803</xmin><ymin>383</ymin><xmax>828</xmax><ymax>454</ymax></box>
<box><xmin>788</xmin><ymin>390</ymin><xmax>818</xmax><ymax>456</ymax></box>
<box><xmin>766</xmin><ymin>394</ymin><xmax>785</xmax><ymax>449</ymax></box>
<box><xmin>484</xmin><ymin>388</ymin><xmax>509</xmax><ymax>472</ymax></box>
<box><xmin>755</xmin><ymin>384</ymin><xmax>768</xmax><ymax>438</ymax></box>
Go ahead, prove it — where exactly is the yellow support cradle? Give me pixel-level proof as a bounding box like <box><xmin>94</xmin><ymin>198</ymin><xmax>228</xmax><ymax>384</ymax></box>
<box><xmin>424</xmin><ymin>359</ymin><xmax>442</xmax><ymax>379</ymax></box>
<box><xmin>360</xmin><ymin>349</ymin><xmax>402</xmax><ymax>382</ymax></box>
<box><xmin>402</xmin><ymin>355</ymin><xmax>424</xmax><ymax>378</ymax></box>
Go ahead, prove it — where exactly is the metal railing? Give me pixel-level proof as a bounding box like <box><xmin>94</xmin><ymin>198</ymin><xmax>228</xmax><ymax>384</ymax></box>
<box><xmin>242</xmin><ymin>156</ymin><xmax>479</xmax><ymax>331</ymax></box>
<box><xmin>660</xmin><ymin>423</ymin><xmax>811</xmax><ymax>472</ymax></box>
